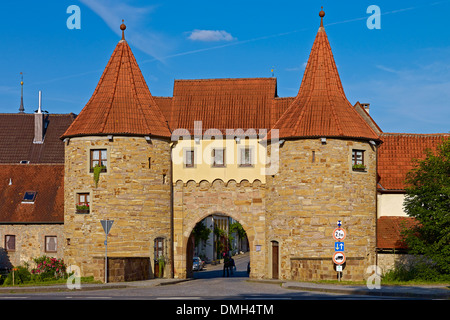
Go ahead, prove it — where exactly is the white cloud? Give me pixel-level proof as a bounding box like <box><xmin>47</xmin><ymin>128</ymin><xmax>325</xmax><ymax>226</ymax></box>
<box><xmin>188</xmin><ymin>30</ymin><xmax>236</xmax><ymax>42</ymax></box>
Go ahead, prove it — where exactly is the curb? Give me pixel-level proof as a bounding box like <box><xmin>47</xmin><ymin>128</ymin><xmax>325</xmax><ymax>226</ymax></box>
<box><xmin>281</xmin><ymin>283</ymin><xmax>450</xmax><ymax>299</ymax></box>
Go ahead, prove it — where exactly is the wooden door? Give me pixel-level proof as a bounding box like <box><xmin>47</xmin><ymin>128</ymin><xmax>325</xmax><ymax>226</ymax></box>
<box><xmin>272</xmin><ymin>241</ymin><xmax>279</xmax><ymax>279</ymax></box>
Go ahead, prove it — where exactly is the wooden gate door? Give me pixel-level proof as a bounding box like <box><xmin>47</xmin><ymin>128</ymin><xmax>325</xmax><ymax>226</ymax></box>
<box><xmin>272</xmin><ymin>241</ymin><xmax>279</xmax><ymax>279</ymax></box>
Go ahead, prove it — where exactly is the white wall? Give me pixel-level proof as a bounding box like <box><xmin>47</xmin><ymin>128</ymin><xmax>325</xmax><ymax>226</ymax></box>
<box><xmin>377</xmin><ymin>193</ymin><xmax>407</xmax><ymax>218</ymax></box>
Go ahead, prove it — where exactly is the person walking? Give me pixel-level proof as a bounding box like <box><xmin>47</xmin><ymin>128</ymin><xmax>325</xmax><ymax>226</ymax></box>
<box><xmin>223</xmin><ymin>254</ymin><xmax>230</xmax><ymax>277</ymax></box>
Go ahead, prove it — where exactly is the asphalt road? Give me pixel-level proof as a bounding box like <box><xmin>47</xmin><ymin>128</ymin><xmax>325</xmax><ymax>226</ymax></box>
<box><xmin>0</xmin><ymin>253</ymin><xmax>414</xmax><ymax>301</ymax></box>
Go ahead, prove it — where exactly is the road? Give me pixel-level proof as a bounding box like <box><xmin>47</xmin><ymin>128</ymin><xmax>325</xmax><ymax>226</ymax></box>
<box><xmin>0</xmin><ymin>253</ymin><xmax>415</xmax><ymax>301</ymax></box>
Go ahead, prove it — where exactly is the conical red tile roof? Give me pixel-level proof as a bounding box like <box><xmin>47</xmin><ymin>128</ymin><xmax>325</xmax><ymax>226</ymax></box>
<box><xmin>62</xmin><ymin>25</ymin><xmax>171</xmax><ymax>139</ymax></box>
<box><xmin>270</xmin><ymin>10</ymin><xmax>379</xmax><ymax>141</ymax></box>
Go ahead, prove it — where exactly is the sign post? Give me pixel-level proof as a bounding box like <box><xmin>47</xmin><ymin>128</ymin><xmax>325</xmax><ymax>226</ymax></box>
<box><xmin>332</xmin><ymin>221</ymin><xmax>346</xmax><ymax>282</ymax></box>
<box><xmin>100</xmin><ymin>219</ymin><xmax>114</xmax><ymax>283</ymax></box>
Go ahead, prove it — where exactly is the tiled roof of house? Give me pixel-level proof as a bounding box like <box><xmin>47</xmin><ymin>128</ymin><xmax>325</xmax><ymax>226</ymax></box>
<box><xmin>0</xmin><ymin>164</ymin><xmax>64</xmax><ymax>223</ymax></box>
<box><xmin>0</xmin><ymin>113</ymin><xmax>75</xmax><ymax>164</ymax></box>
<box><xmin>377</xmin><ymin>133</ymin><xmax>450</xmax><ymax>191</ymax></box>
<box><xmin>377</xmin><ymin>216</ymin><xmax>418</xmax><ymax>249</ymax></box>
<box><xmin>154</xmin><ymin>79</ymin><xmax>293</xmax><ymax>136</ymax></box>
<box><xmin>61</xmin><ymin>25</ymin><xmax>171</xmax><ymax>139</ymax></box>
<box><xmin>269</xmin><ymin>11</ymin><xmax>379</xmax><ymax>141</ymax></box>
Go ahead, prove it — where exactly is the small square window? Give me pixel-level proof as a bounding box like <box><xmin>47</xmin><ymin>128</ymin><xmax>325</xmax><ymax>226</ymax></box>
<box><xmin>90</xmin><ymin>149</ymin><xmax>107</xmax><ymax>172</ymax></box>
<box><xmin>22</xmin><ymin>191</ymin><xmax>37</xmax><ymax>203</ymax></box>
<box><xmin>212</xmin><ymin>148</ymin><xmax>225</xmax><ymax>167</ymax></box>
<box><xmin>5</xmin><ymin>235</ymin><xmax>15</xmax><ymax>251</ymax></box>
<box><xmin>76</xmin><ymin>193</ymin><xmax>90</xmax><ymax>213</ymax></box>
<box><xmin>45</xmin><ymin>236</ymin><xmax>57</xmax><ymax>252</ymax></box>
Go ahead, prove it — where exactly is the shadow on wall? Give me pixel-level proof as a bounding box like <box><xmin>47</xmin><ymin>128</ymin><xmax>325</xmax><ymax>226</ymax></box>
<box><xmin>0</xmin><ymin>248</ymin><xmax>13</xmax><ymax>274</ymax></box>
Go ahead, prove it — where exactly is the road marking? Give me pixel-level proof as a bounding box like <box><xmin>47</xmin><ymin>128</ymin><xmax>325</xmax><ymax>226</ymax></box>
<box><xmin>157</xmin><ymin>297</ymin><xmax>202</xmax><ymax>300</ymax></box>
<box><xmin>0</xmin><ymin>296</ymin><xmax>28</xmax><ymax>299</ymax></box>
<box><xmin>245</xmin><ymin>297</ymin><xmax>292</xmax><ymax>300</ymax></box>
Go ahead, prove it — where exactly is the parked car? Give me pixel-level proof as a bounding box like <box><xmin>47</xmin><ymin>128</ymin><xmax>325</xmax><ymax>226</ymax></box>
<box><xmin>192</xmin><ymin>257</ymin><xmax>205</xmax><ymax>271</ymax></box>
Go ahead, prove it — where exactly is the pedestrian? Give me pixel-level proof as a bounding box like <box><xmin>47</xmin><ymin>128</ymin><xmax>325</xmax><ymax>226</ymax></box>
<box><xmin>223</xmin><ymin>255</ymin><xmax>230</xmax><ymax>277</ymax></box>
<box><xmin>229</xmin><ymin>257</ymin><xmax>235</xmax><ymax>275</ymax></box>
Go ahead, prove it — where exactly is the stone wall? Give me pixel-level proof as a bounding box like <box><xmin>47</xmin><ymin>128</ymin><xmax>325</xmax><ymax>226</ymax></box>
<box><xmin>172</xmin><ymin>179</ymin><xmax>267</xmax><ymax>279</ymax></box>
<box><xmin>93</xmin><ymin>256</ymin><xmax>150</xmax><ymax>282</ymax></box>
<box><xmin>266</xmin><ymin>138</ymin><xmax>377</xmax><ymax>281</ymax></box>
<box><xmin>64</xmin><ymin>136</ymin><xmax>172</xmax><ymax>282</ymax></box>
<box><xmin>0</xmin><ymin>224</ymin><xmax>64</xmax><ymax>270</ymax></box>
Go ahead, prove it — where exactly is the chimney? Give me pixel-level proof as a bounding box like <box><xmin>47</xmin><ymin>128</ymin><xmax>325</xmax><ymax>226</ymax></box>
<box><xmin>361</xmin><ymin>103</ymin><xmax>370</xmax><ymax>115</ymax></box>
<box><xmin>33</xmin><ymin>91</ymin><xmax>44</xmax><ymax>144</ymax></box>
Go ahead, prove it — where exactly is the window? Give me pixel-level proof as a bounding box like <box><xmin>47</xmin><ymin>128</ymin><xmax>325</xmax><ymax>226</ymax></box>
<box><xmin>239</xmin><ymin>147</ymin><xmax>253</xmax><ymax>167</ymax></box>
<box><xmin>154</xmin><ymin>237</ymin><xmax>164</xmax><ymax>259</ymax></box>
<box><xmin>90</xmin><ymin>149</ymin><xmax>107</xmax><ymax>172</ymax></box>
<box><xmin>184</xmin><ymin>149</ymin><xmax>195</xmax><ymax>168</ymax></box>
<box><xmin>45</xmin><ymin>236</ymin><xmax>57</xmax><ymax>252</ymax></box>
<box><xmin>212</xmin><ymin>148</ymin><xmax>225</xmax><ymax>167</ymax></box>
<box><xmin>76</xmin><ymin>193</ymin><xmax>90</xmax><ymax>213</ymax></box>
<box><xmin>352</xmin><ymin>149</ymin><xmax>366</xmax><ymax>170</ymax></box>
<box><xmin>5</xmin><ymin>235</ymin><xmax>15</xmax><ymax>251</ymax></box>
<box><xmin>22</xmin><ymin>191</ymin><xmax>37</xmax><ymax>203</ymax></box>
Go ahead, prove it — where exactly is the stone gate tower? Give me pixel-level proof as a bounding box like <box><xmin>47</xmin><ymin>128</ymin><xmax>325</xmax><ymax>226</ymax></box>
<box><xmin>61</xmin><ymin>22</ymin><xmax>173</xmax><ymax>281</ymax></box>
<box><xmin>266</xmin><ymin>9</ymin><xmax>380</xmax><ymax>281</ymax></box>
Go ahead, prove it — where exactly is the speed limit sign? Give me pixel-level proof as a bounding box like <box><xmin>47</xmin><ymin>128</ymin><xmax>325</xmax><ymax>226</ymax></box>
<box><xmin>333</xmin><ymin>228</ymin><xmax>346</xmax><ymax>241</ymax></box>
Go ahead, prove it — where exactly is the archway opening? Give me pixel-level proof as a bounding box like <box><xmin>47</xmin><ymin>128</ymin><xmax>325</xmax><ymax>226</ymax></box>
<box><xmin>187</xmin><ymin>213</ymin><xmax>250</xmax><ymax>279</ymax></box>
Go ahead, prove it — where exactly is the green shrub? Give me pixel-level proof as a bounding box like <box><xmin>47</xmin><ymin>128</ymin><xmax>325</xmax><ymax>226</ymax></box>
<box><xmin>3</xmin><ymin>266</ymin><xmax>31</xmax><ymax>285</ymax></box>
<box><xmin>383</xmin><ymin>262</ymin><xmax>450</xmax><ymax>283</ymax></box>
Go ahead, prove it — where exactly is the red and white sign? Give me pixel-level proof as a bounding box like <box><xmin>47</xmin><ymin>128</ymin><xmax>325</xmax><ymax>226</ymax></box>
<box><xmin>333</xmin><ymin>228</ymin><xmax>346</xmax><ymax>241</ymax></box>
<box><xmin>333</xmin><ymin>252</ymin><xmax>346</xmax><ymax>265</ymax></box>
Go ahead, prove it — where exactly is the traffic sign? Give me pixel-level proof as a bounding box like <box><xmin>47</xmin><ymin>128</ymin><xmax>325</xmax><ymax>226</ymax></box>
<box><xmin>334</xmin><ymin>242</ymin><xmax>344</xmax><ymax>251</ymax></box>
<box><xmin>333</xmin><ymin>228</ymin><xmax>346</xmax><ymax>241</ymax></box>
<box><xmin>101</xmin><ymin>220</ymin><xmax>114</xmax><ymax>235</ymax></box>
<box><xmin>333</xmin><ymin>252</ymin><xmax>346</xmax><ymax>265</ymax></box>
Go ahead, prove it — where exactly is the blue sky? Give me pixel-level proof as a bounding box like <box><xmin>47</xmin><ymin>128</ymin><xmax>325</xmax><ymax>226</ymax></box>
<box><xmin>1</xmin><ymin>0</ymin><xmax>449</xmax><ymax>133</ymax></box>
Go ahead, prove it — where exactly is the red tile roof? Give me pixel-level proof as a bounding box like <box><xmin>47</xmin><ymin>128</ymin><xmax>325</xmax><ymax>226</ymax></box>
<box><xmin>0</xmin><ymin>164</ymin><xmax>64</xmax><ymax>223</ymax></box>
<box><xmin>164</xmin><ymin>78</ymin><xmax>281</xmax><ymax>134</ymax></box>
<box><xmin>269</xmin><ymin>17</ymin><xmax>379</xmax><ymax>141</ymax></box>
<box><xmin>61</xmin><ymin>37</ymin><xmax>171</xmax><ymax>139</ymax></box>
<box><xmin>377</xmin><ymin>133</ymin><xmax>450</xmax><ymax>191</ymax></box>
<box><xmin>0</xmin><ymin>113</ymin><xmax>75</xmax><ymax>164</ymax></box>
<box><xmin>377</xmin><ymin>216</ymin><xmax>418</xmax><ymax>249</ymax></box>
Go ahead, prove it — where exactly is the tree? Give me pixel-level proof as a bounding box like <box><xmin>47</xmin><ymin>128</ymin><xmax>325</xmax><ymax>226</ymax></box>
<box><xmin>192</xmin><ymin>221</ymin><xmax>211</xmax><ymax>248</ymax></box>
<box><xmin>403</xmin><ymin>137</ymin><xmax>450</xmax><ymax>275</ymax></box>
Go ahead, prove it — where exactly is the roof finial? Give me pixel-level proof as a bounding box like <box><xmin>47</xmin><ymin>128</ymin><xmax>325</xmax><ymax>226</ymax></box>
<box><xmin>319</xmin><ymin>7</ymin><xmax>325</xmax><ymax>28</ymax></box>
<box><xmin>19</xmin><ymin>72</ymin><xmax>25</xmax><ymax>113</ymax></box>
<box><xmin>120</xmin><ymin>19</ymin><xmax>126</xmax><ymax>41</ymax></box>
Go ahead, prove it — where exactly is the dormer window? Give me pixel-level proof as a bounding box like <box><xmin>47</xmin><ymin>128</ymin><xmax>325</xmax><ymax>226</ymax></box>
<box><xmin>22</xmin><ymin>191</ymin><xmax>37</xmax><ymax>203</ymax></box>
